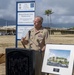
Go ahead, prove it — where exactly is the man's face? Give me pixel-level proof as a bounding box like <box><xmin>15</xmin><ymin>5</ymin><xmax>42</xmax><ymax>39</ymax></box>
<box><xmin>33</xmin><ymin>17</ymin><xmax>42</xmax><ymax>28</ymax></box>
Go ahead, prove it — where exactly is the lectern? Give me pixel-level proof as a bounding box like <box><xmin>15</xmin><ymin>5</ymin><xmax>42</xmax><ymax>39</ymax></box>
<box><xmin>6</xmin><ymin>48</ymin><xmax>35</xmax><ymax>75</ymax></box>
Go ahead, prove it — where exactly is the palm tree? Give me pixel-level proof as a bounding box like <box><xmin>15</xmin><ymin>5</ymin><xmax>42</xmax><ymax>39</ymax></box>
<box><xmin>45</xmin><ymin>9</ymin><xmax>53</xmax><ymax>35</ymax></box>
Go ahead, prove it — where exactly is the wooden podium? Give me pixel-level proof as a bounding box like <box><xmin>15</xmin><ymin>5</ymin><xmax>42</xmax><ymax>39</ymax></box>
<box><xmin>6</xmin><ymin>48</ymin><xmax>35</xmax><ymax>75</ymax></box>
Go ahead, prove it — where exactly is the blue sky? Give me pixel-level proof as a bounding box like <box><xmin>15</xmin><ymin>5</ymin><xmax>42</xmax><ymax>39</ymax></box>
<box><xmin>49</xmin><ymin>49</ymin><xmax>70</xmax><ymax>59</ymax></box>
<box><xmin>0</xmin><ymin>0</ymin><xmax>74</xmax><ymax>24</ymax></box>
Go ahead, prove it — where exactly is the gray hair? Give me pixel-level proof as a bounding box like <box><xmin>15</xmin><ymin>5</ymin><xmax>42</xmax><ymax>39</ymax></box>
<box><xmin>36</xmin><ymin>16</ymin><xmax>43</xmax><ymax>24</ymax></box>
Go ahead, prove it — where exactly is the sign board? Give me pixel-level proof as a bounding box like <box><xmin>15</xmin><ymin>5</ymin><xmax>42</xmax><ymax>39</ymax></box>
<box><xmin>42</xmin><ymin>44</ymin><xmax>74</xmax><ymax>75</ymax></box>
<box><xmin>17</xmin><ymin>26</ymin><xmax>33</xmax><ymax>39</ymax></box>
<box><xmin>18</xmin><ymin>12</ymin><xmax>34</xmax><ymax>25</ymax></box>
<box><xmin>16</xmin><ymin>1</ymin><xmax>35</xmax><ymax>47</ymax></box>
<box><xmin>18</xmin><ymin>2</ymin><xmax>35</xmax><ymax>11</ymax></box>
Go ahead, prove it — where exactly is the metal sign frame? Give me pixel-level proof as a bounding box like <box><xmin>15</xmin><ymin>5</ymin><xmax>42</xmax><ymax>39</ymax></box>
<box><xmin>16</xmin><ymin>1</ymin><xmax>35</xmax><ymax>47</ymax></box>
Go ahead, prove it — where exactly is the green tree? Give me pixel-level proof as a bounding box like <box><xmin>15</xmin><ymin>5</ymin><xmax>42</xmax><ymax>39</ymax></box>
<box><xmin>45</xmin><ymin>9</ymin><xmax>54</xmax><ymax>35</ymax></box>
<box><xmin>45</xmin><ymin>9</ymin><xmax>53</xmax><ymax>27</ymax></box>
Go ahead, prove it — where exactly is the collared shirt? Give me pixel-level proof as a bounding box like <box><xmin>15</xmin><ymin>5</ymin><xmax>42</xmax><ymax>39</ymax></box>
<box><xmin>25</xmin><ymin>27</ymin><xmax>49</xmax><ymax>51</ymax></box>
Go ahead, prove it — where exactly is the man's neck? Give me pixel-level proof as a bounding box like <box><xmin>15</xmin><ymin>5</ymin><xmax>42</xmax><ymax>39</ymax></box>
<box><xmin>35</xmin><ymin>26</ymin><xmax>42</xmax><ymax>31</ymax></box>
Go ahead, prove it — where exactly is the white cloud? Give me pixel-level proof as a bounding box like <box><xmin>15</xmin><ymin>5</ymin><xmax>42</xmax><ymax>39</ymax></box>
<box><xmin>53</xmin><ymin>16</ymin><xmax>74</xmax><ymax>23</ymax></box>
<box><xmin>0</xmin><ymin>10</ymin><xmax>4</xmax><ymax>18</ymax></box>
<box><xmin>0</xmin><ymin>0</ymin><xmax>16</xmax><ymax>20</ymax></box>
<box><xmin>36</xmin><ymin>0</ymin><xmax>74</xmax><ymax>23</ymax></box>
<box><xmin>0</xmin><ymin>9</ymin><xmax>10</xmax><ymax>19</ymax></box>
<box><xmin>52</xmin><ymin>7</ymin><xmax>68</xmax><ymax>15</ymax></box>
<box><xmin>0</xmin><ymin>14</ymin><xmax>3</xmax><ymax>18</ymax></box>
<box><xmin>0</xmin><ymin>0</ymin><xmax>34</xmax><ymax>20</ymax></box>
<box><xmin>49</xmin><ymin>52</ymin><xmax>56</xmax><ymax>57</ymax></box>
<box><xmin>0</xmin><ymin>0</ymin><xmax>74</xmax><ymax>24</ymax></box>
<box><xmin>7</xmin><ymin>0</ymin><xmax>16</xmax><ymax>18</ymax></box>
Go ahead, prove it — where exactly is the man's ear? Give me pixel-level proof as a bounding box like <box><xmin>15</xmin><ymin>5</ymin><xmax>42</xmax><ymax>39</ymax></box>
<box><xmin>40</xmin><ymin>21</ymin><xmax>42</xmax><ymax>24</ymax></box>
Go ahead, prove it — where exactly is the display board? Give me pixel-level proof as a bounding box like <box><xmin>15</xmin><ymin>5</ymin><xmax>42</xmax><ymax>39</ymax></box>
<box><xmin>42</xmin><ymin>44</ymin><xmax>74</xmax><ymax>75</ymax></box>
<box><xmin>16</xmin><ymin>1</ymin><xmax>35</xmax><ymax>47</ymax></box>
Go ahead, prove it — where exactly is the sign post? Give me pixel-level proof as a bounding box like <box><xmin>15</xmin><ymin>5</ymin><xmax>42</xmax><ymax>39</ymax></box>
<box><xmin>16</xmin><ymin>1</ymin><xmax>35</xmax><ymax>47</ymax></box>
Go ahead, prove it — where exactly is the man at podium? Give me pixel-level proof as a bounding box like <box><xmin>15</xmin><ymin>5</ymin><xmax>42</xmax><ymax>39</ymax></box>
<box><xmin>21</xmin><ymin>16</ymin><xmax>50</xmax><ymax>75</ymax></box>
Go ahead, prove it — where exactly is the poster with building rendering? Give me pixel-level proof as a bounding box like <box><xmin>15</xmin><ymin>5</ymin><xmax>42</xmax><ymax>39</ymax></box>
<box><xmin>42</xmin><ymin>44</ymin><xmax>74</xmax><ymax>75</ymax></box>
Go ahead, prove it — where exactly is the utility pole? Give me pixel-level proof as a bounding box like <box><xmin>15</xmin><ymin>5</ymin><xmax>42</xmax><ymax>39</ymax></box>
<box><xmin>6</xmin><ymin>20</ymin><xmax>8</xmax><ymax>35</ymax></box>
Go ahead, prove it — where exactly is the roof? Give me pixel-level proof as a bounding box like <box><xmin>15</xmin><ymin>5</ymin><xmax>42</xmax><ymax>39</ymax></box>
<box><xmin>0</xmin><ymin>25</ymin><xmax>16</xmax><ymax>30</ymax></box>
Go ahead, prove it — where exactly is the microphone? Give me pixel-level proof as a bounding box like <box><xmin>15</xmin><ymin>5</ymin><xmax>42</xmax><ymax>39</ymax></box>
<box><xmin>28</xmin><ymin>30</ymin><xmax>31</xmax><ymax>39</ymax></box>
<box><xmin>28</xmin><ymin>30</ymin><xmax>31</xmax><ymax>49</ymax></box>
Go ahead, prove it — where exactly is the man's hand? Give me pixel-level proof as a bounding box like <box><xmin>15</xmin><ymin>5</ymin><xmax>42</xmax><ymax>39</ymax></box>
<box><xmin>0</xmin><ymin>53</ymin><xmax>5</xmax><ymax>64</ymax></box>
<box><xmin>21</xmin><ymin>37</ymin><xmax>28</xmax><ymax>48</ymax></box>
<box><xmin>0</xmin><ymin>53</ymin><xmax>4</xmax><ymax>58</ymax></box>
<box><xmin>41</xmin><ymin>46</ymin><xmax>45</xmax><ymax>51</ymax></box>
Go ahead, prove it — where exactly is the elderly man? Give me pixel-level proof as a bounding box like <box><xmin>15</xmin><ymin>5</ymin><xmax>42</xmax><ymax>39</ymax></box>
<box><xmin>21</xmin><ymin>16</ymin><xmax>49</xmax><ymax>51</ymax></box>
<box><xmin>21</xmin><ymin>16</ymin><xmax>50</xmax><ymax>75</ymax></box>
